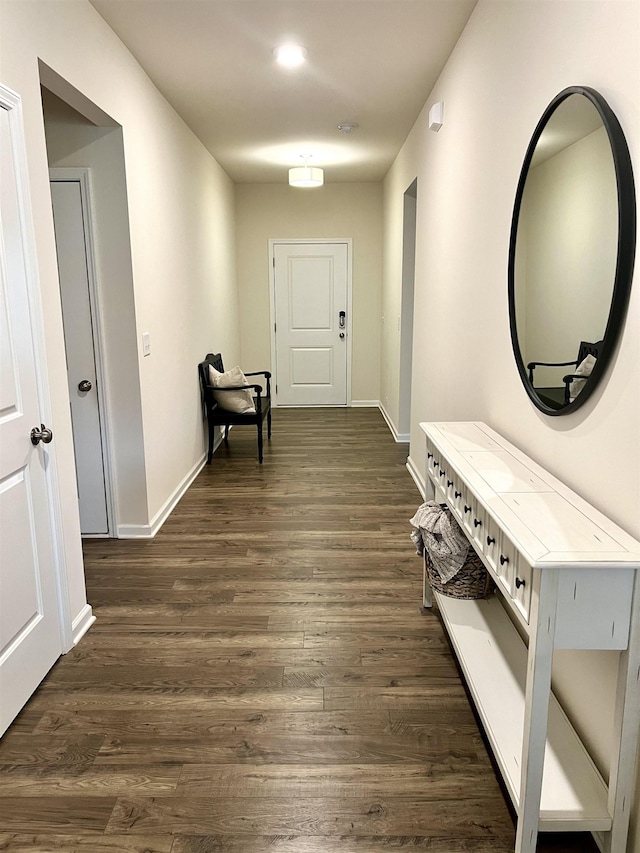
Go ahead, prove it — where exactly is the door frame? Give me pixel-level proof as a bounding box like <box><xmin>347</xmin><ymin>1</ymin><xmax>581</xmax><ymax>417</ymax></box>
<box><xmin>1</xmin><ymin>84</ymin><xmax>73</xmax><ymax>652</ymax></box>
<box><xmin>269</xmin><ymin>238</ymin><xmax>353</xmax><ymax>407</ymax></box>
<box><xmin>49</xmin><ymin>167</ymin><xmax>116</xmax><ymax>537</ymax></box>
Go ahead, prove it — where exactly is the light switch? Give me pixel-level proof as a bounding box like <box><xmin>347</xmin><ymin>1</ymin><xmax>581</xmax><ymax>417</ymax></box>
<box><xmin>142</xmin><ymin>332</ymin><xmax>151</xmax><ymax>356</ymax></box>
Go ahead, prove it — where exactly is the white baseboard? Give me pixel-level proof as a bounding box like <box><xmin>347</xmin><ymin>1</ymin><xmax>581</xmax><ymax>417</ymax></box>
<box><xmin>406</xmin><ymin>454</ymin><xmax>426</xmax><ymax>499</ymax></box>
<box><xmin>378</xmin><ymin>402</ymin><xmax>410</xmax><ymax>443</ymax></box>
<box><xmin>351</xmin><ymin>399</ymin><xmax>379</xmax><ymax>407</ymax></box>
<box><xmin>71</xmin><ymin>603</ymin><xmax>96</xmax><ymax>646</ymax></box>
<box><xmin>117</xmin><ymin>452</ymin><xmax>208</xmax><ymax>539</ymax></box>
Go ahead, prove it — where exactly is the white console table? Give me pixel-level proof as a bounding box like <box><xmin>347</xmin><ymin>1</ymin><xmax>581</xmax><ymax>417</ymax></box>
<box><xmin>420</xmin><ymin>422</ymin><xmax>640</xmax><ymax>853</ymax></box>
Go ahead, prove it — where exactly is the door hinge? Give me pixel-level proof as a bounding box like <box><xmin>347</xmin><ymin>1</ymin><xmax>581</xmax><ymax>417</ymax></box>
<box><xmin>272</xmin><ymin>257</ymin><xmax>275</xmax><ymax>268</ymax></box>
<box><xmin>274</xmin><ymin>322</ymin><xmax>277</xmax><ymax>333</ymax></box>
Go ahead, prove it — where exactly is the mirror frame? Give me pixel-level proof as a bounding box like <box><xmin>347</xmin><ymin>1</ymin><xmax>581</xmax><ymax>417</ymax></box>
<box><xmin>508</xmin><ymin>85</ymin><xmax>636</xmax><ymax>416</ymax></box>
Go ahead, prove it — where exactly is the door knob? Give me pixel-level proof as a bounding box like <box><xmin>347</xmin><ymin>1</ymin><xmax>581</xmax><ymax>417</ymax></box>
<box><xmin>78</xmin><ymin>380</ymin><xmax>92</xmax><ymax>392</ymax></box>
<box><xmin>30</xmin><ymin>424</ymin><xmax>53</xmax><ymax>446</ymax></box>
<box><xmin>339</xmin><ymin>332</ymin><xmax>345</xmax><ymax>339</ymax></box>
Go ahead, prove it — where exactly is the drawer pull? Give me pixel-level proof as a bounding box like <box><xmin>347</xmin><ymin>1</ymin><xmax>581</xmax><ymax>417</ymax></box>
<box><xmin>474</xmin><ymin>518</ymin><xmax>482</xmax><ymax>528</ymax></box>
<box><xmin>427</xmin><ymin>452</ymin><xmax>433</xmax><ymax>459</ymax></box>
<box><xmin>464</xmin><ymin>505</ymin><xmax>472</xmax><ymax>514</ymax></box>
<box><xmin>447</xmin><ymin>480</ymin><xmax>454</xmax><ymax>488</ymax></box>
<box><xmin>440</xmin><ymin>469</ymin><xmax>446</xmax><ymax>477</ymax></box>
<box><xmin>515</xmin><ymin>577</ymin><xmax>526</xmax><ymax>589</ymax></box>
<box><xmin>455</xmin><ymin>491</ymin><xmax>462</xmax><ymax>499</ymax></box>
<box><xmin>487</xmin><ymin>536</ymin><xmax>495</xmax><ymax>546</ymax></box>
<box><xmin>500</xmin><ymin>555</ymin><xmax>509</xmax><ymax>566</ymax></box>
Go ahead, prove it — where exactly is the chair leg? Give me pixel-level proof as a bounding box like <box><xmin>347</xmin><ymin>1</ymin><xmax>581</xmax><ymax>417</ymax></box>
<box><xmin>257</xmin><ymin>425</ymin><xmax>263</xmax><ymax>464</ymax></box>
<box><xmin>267</xmin><ymin>409</ymin><xmax>272</xmax><ymax>440</ymax></box>
<box><xmin>207</xmin><ymin>421</ymin><xmax>214</xmax><ymax>464</ymax></box>
<box><xmin>224</xmin><ymin>425</ymin><xmax>230</xmax><ymax>444</ymax></box>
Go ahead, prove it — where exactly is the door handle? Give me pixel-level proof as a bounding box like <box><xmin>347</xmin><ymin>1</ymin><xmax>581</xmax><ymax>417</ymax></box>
<box><xmin>339</xmin><ymin>332</ymin><xmax>345</xmax><ymax>339</ymax></box>
<box><xmin>30</xmin><ymin>424</ymin><xmax>53</xmax><ymax>446</ymax></box>
<box><xmin>339</xmin><ymin>310</ymin><xmax>346</xmax><ymax>328</ymax></box>
<box><xmin>78</xmin><ymin>380</ymin><xmax>92</xmax><ymax>392</ymax></box>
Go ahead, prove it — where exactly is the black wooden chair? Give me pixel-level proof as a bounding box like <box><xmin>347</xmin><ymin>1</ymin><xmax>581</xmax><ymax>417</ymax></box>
<box><xmin>198</xmin><ymin>353</ymin><xmax>272</xmax><ymax>464</ymax></box>
<box><xmin>527</xmin><ymin>339</ymin><xmax>602</xmax><ymax>404</ymax></box>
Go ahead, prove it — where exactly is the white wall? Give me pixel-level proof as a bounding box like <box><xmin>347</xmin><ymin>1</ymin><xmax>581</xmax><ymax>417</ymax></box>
<box><xmin>0</xmin><ymin>0</ymin><xmax>240</xmax><ymax>619</ymax></box>
<box><xmin>382</xmin><ymin>0</ymin><xmax>640</xmax><ymax>846</ymax></box>
<box><xmin>235</xmin><ymin>183</ymin><xmax>382</xmax><ymax>404</ymax></box>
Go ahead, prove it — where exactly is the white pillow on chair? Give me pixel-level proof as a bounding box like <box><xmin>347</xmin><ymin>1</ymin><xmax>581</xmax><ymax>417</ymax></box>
<box><xmin>208</xmin><ymin>365</ymin><xmax>256</xmax><ymax>414</ymax></box>
<box><xmin>569</xmin><ymin>354</ymin><xmax>596</xmax><ymax>402</ymax></box>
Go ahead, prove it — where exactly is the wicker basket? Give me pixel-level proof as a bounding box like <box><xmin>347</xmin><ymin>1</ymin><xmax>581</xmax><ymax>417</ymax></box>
<box><xmin>424</xmin><ymin>547</ymin><xmax>494</xmax><ymax>600</ymax></box>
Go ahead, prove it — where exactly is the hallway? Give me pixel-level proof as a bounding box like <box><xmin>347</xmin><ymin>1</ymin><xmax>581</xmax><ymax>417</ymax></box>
<box><xmin>0</xmin><ymin>409</ymin><xmax>596</xmax><ymax>851</ymax></box>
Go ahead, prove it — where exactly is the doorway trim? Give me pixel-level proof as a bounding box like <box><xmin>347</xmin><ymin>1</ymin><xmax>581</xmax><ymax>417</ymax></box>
<box><xmin>398</xmin><ymin>179</ymin><xmax>417</xmax><ymax>442</ymax></box>
<box><xmin>269</xmin><ymin>238</ymin><xmax>353</xmax><ymax>407</ymax></box>
<box><xmin>49</xmin><ymin>167</ymin><xmax>116</xmax><ymax>538</ymax></box>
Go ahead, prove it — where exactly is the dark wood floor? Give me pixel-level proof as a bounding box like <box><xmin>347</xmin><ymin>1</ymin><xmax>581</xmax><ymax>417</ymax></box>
<box><xmin>1</xmin><ymin>408</ymin><xmax>597</xmax><ymax>852</ymax></box>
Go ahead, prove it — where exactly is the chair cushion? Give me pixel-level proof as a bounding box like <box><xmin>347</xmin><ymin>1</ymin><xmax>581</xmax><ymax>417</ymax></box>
<box><xmin>569</xmin><ymin>354</ymin><xmax>596</xmax><ymax>402</ymax></box>
<box><xmin>209</xmin><ymin>365</ymin><xmax>256</xmax><ymax>414</ymax></box>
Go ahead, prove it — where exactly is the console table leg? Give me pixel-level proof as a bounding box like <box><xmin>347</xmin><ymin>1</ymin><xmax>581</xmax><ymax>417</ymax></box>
<box><xmin>516</xmin><ymin>569</ymin><xmax>559</xmax><ymax>853</ymax></box>
<box><xmin>602</xmin><ymin>578</ymin><xmax>640</xmax><ymax>853</ymax></box>
<box><xmin>423</xmin><ymin>554</ymin><xmax>433</xmax><ymax>609</ymax></box>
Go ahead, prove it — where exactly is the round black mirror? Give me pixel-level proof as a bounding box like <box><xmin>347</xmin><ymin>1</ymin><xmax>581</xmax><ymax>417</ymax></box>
<box><xmin>508</xmin><ymin>86</ymin><xmax>636</xmax><ymax>415</ymax></box>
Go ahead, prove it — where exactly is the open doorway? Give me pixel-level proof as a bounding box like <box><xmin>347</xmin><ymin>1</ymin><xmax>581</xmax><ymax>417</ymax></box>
<box><xmin>398</xmin><ymin>178</ymin><xmax>417</xmax><ymax>439</ymax></box>
<box><xmin>39</xmin><ymin>72</ymin><xmax>142</xmax><ymax>538</ymax></box>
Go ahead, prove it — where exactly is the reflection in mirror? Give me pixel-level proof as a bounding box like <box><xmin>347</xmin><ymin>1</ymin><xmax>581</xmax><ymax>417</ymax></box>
<box><xmin>509</xmin><ymin>86</ymin><xmax>636</xmax><ymax>415</ymax></box>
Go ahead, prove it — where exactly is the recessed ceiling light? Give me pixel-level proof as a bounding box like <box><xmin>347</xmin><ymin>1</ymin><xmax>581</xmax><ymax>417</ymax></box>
<box><xmin>274</xmin><ymin>43</ymin><xmax>307</xmax><ymax>68</ymax></box>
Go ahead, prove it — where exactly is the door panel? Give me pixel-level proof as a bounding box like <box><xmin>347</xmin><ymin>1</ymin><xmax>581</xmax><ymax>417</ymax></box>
<box><xmin>50</xmin><ymin>178</ymin><xmax>108</xmax><ymax>535</ymax></box>
<box><xmin>274</xmin><ymin>243</ymin><xmax>348</xmax><ymax>406</ymax></box>
<box><xmin>0</xmin><ymin>89</ymin><xmax>62</xmax><ymax>736</ymax></box>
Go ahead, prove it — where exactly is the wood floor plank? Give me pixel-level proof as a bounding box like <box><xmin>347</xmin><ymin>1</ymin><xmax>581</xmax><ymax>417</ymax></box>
<box><xmin>0</xmin><ymin>767</ymin><xmax>180</xmax><ymax>796</ymax></box>
<box><xmin>169</xmin><ymin>835</ymin><xmax>596</xmax><ymax>853</ymax></box>
<box><xmin>175</xmin><ymin>762</ymin><xmax>498</xmax><ymax>798</ymax></box>
<box><xmin>0</xmin><ymin>733</ymin><xmax>104</xmax><ymax>767</ymax></box>
<box><xmin>73</xmin><ymin>631</ymin><xmax>305</xmax><ymax>649</ymax></box>
<box><xmin>40</xmin><ymin>664</ymin><xmax>285</xmax><ymax>690</ymax></box>
<box><xmin>23</xmin><ymin>689</ymin><xmax>324</xmax><ymax>713</ymax></box>
<box><xmin>0</xmin><ymin>798</ymin><xmax>116</xmax><ymax>831</ymax></box>
<box><xmin>282</xmin><ymin>664</ymin><xmax>458</xmax><ymax>687</ymax></box>
<box><xmin>31</xmin><ymin>709</ymin><xmax>390</xmax><ymax>738</ymax></box>
<box><xmin>92</xmin><ymin>734</ymin><xmax>484</xmax><ymax>766</ymax></box>
<box><xmin>104</xmin><ymin>795</ymin><xmax>514</xmax><ymax>836</ymax></box>
<box><xmin>63</xmin><ymin>646</ymin><xmax>362</xmax><ymax>668</ymax></box>
<box><xmin>6</xmin><ymin>409</ymin><xmax>598</xmax><ymax>852</ymax></box>
<box><xmin>0</xmin><ymin>835</ymin><xmax>172</xmax><ymax>852</ymax></box>
<box><xmin>324</xmin><ymin>686</ymin><xmax>470</xmax><ymax>710</ymax></box>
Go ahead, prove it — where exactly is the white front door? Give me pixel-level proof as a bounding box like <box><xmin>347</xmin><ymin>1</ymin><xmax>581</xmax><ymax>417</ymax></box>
<box><xmin>50</xmin><ymin>176</ymin><xmax>109</xmax><ymax>535</ymax></box>
<box><xmin>0</xmin><ymin>87</ymin><xmax>63</xmax><ymax>736</ymax></box>
<box><xmin>273</xmin><ymin>242</ymin><xmax>349</xmax><ymax>405</ymax></box>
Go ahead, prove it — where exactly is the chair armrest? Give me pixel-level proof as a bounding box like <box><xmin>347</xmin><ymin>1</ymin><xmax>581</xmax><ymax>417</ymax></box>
<box><xmin>208</xmin><ymin>384</ymin><xmax>262</xmax><ymax>393</ymax></box>
<box><xmin>527</xmin><ymin>359</ymin><xmax>578</xmax><ymax>383</ymax></box>
<box><xmin>245</xmin><ymin>370</ymin><xmax>271</xmax><ymax>379</ymax></box>
<box><xmin>527</xmin><ymin>359</ymin><xmax>578</xmax><ymax>369</ymax></box>
<box><xmin>244</xmin><ymin>370</ymin><xmax>271</xmax><ymax>396</ymax></box>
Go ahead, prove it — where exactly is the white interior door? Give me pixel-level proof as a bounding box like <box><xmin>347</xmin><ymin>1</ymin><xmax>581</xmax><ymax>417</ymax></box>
<box><xmin>0</xmin><ymin>87</ymin><xmax>62</xmax><ymax>736</ymax></box>
<box><xmin>50</xmin><ymin>176</ymin><xmax>109</xmax><ymax>535</ymax></box>
<box><xmin>273</xmin><ymin>242</ymin><xmax>349</xmax><ymax>405</ymax></box>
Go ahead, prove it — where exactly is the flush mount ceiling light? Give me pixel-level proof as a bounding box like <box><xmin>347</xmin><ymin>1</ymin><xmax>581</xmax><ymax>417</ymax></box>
<box><xmin>274</xmin><ymin>43</ymin><xmax>307</xmax><ymax>68</ymax></box>
<box><xmin>289</xmin><ymin>154</ymin><xmax>324</xmax><ymax>187</ymax></box>
<box><xmin>337</xmin><ymin>122</ymin><xmax>358</xmax><ymax>134</ymax></box>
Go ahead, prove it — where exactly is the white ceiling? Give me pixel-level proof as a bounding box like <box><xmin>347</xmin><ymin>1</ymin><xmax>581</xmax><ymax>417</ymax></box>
<box><xmin>88</xmin><ymin>0</ymin><xmax>477</xmax><ymax>183</ymax></box>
